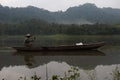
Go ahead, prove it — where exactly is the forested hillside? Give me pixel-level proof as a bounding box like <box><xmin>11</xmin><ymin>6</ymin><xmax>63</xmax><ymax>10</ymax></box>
<box><xmin>0</xmin><ymin>3</ymin><xmax>120</xmax><ymax>35</ymax></box>
<box><xmin>0</xmin><ymin>5</ymin><xmax>54</xmax><ymax>23</ymax></box>
<box><xmin>0</xmin><ymin>3</ymin><xmax>120</xmax><ymax>24</ymax></box>
<box><xmin>0</xmin><ymin>19</ymin><xmax>120</xmax><ymax>35</ymax></box>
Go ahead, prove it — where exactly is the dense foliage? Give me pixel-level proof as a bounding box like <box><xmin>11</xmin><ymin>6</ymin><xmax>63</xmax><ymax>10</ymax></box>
<box><xmin>0</xmin><ymin>19</ymin><xmax>120</xmax><ymax>35</ymax></box>
<box><xmin>0</xmin><ymin>3</ymin><xmax>120</xmax><ymax>24</ymax></box>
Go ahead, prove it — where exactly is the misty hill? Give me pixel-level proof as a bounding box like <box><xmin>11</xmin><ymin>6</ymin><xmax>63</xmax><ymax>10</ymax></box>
<box><xmin>54</xmin><ymin>3</ymin><xmax>120</xmax><ymax>24</ymax></box>
<box><xmin>0</xmin><ymin>5</ymin><xmax>55</xmax><ymax>23</ymax></box>
<box><xmin>0</xmin><ymin>3</ymin><xmax>120</xmax><ymax>24</ymax></box>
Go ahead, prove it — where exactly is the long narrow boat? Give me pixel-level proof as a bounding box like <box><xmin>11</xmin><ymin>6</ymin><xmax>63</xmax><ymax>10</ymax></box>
<box><xmin>13</xmin><ymin>50</ymin><xmax>105</xmax><ymax>56</ymax></box>
<box><xmin>12</xmin><ymin>42</ymin><xmax>105</xmax><ymax>52</ymax></box>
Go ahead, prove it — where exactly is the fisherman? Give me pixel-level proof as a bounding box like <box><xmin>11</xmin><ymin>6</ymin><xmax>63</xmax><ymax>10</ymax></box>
<box><xmin>24</xmin><ymin>34</ymin><xmax>36</xmax><ymax>47</ymax></box>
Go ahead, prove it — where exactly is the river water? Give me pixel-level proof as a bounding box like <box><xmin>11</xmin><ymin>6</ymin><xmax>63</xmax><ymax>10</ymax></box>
<box><xmin>0</xmin><ymin>45</ymin><xmax>120</xmax><ymax>80</ymax></box>
<box><xmin>0</xmin><ymin>36</ymin><xmax>120</xmax><ymax>80</ymax></box>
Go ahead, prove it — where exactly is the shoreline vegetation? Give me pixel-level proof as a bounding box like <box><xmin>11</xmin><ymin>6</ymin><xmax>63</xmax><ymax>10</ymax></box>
<box><xmin>0</xmin><ymin>19</ymin><xmax>120</xmax><ymax>36</ymax></box>
<box><xmin>0</xmin><ymin>34</ymin><xmax>120</xmax><ymax>37</ymax></box>
<box><xmin>0</xmin><ymin>34</ymin><xmax>120</xmax><ymax>46</ymax></box>
<box><xmin>0</xmin><ymin>19</ymin><xmax>120</xmax><ymax>46</ymax></box>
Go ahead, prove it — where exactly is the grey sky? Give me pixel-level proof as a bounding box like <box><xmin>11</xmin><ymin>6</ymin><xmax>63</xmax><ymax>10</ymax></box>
<box><xmin>0</xmin><ymin>0</ymin><xmax>120</xmax><ymax>11</ymax></box>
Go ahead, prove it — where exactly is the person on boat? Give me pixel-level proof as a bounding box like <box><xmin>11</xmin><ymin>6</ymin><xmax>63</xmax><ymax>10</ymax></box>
<box><xmin>24</xmin><ymin>34</ymin><xmax>36</xmax><ymax>47</ymax></box>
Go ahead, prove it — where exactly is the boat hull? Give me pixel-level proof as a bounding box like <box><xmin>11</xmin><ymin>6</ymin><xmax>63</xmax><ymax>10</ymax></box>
<box><xmin>12</xmin><ymin>42</ymin><xmax>105</xmax><ymax>52</ymax></box>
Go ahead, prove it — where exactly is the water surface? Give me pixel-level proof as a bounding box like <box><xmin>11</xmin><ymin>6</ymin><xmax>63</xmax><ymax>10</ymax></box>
<box><xmin>0</xmin><ymin>36</ymin><xmax>120</xmax><ymax>80</ymax></box>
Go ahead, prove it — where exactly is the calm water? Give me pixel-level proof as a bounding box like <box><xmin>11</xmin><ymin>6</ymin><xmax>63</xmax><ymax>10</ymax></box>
<box><xmin>0</xmin><ymin>46</ymin><xmax>120</xmax><ymax>80</ymax></box>
<box><xmin>0</xmin><ymin>36</ymin><xmax>120</xmax><ymax>80</ymax></box>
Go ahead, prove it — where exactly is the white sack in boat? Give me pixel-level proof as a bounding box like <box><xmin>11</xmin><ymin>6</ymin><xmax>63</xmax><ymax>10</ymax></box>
<box><xmin>76</xmin><ymin>42</ymin><xmax>83</xmax><ymax>45</ymax></box>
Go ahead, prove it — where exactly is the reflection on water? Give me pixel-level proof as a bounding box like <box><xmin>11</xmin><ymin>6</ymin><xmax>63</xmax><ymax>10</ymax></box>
<box><xmin>0</xmin><ymin>47</ymin><xmax>120</xmax><ymax>69</ymax></box>
<box><xmin>0</xmin><ymin>61</ymin><xmax>120</xmax><ymax>80</ymax></box>
<box><xmin>13</xmin><ymin>50</ymin><xmax>105</xmax><ymax>68</ymax></box>
<box><xmin>0</xmin><ymin>46</ymin><xmax>120</xmax><ymax>80</ymax></box>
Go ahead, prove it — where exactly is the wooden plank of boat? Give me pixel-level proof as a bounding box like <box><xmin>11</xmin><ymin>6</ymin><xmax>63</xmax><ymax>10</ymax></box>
<box><xmin>12</xmin><ymin>42</ymin><xmax>105</xmax><ymax>52</ymax></box>
<box><xmin>13</xmin><ymin>50</ymin><xmax>105</xmax><ymax>56</ymax></box>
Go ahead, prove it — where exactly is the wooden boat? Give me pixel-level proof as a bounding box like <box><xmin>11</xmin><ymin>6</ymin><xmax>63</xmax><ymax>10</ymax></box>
<box><xmin>12</xmin><ymin>42</ymin><xmax>105</xmax><ymax>52</ymax></box>
<box><xmin>13</xmin><ymin>50</ymin><xmax>105</xmax><ymax>56</ymax></box>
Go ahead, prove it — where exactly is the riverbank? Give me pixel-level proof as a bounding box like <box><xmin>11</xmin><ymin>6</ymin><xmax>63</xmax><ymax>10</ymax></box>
<box><xmin>0</xmin><ymin>34</ymin><xmax>120</xmax><ymax>46</ymax></box>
